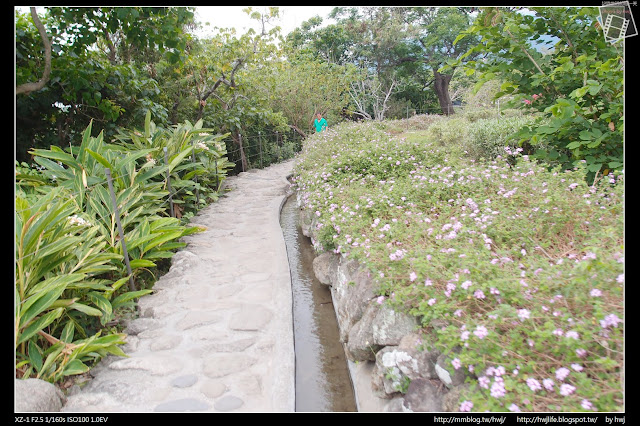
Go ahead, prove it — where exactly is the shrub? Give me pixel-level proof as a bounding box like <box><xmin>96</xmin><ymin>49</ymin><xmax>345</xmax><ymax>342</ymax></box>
<box><xmin>15</xmin><ymin>187</ymin><xmax>138</xmax><ymax>382</ymax></box>
<box><xmin>425</xmin><ymin>116</ymin><xmax>471</xmax><ymax>147</ymax></box>
<box><xmin>465</xmin><ymin>114</ymin><xmax>542</xmax><ymax>161</ymax></box>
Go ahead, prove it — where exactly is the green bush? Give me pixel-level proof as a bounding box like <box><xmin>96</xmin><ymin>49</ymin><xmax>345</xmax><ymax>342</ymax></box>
<box><xmin>15</xmin><ymin>187</ymin><xmax>135</xmax><ymax>382</ymax></box>
<box><xmin>425</xmin><ymin>116</ymin><xmax>471</xmax><ymax>147</ymax></box>
<box><xmin>466</xmin><ymin>114</ymin><xmax>541</xmax><ymax>161</ymax></box>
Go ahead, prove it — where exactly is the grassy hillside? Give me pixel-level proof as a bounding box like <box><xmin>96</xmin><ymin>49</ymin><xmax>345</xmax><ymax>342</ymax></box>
<box><xmin>291</xmin><ymin>112</ymin><xmax>624</xmax><ymax>412</ymax></box>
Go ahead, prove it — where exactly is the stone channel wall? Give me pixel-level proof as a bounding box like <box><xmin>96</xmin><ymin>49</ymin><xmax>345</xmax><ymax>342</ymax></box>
<box><xmin>296</xmin><ymin>193</ymin><xmax>470</xmax><ymax>412</ymax></box>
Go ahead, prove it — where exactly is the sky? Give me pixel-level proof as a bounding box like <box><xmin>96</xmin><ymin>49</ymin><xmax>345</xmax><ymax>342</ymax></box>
<box><xmin>194</xmin><ymin>6</ymin><xmax>337</xmax><ymax>37</ymax></box>
<box><xmin>16</xmin><ymin>6</ymin><xmax>337</xmax><ymax>36</ymax></box>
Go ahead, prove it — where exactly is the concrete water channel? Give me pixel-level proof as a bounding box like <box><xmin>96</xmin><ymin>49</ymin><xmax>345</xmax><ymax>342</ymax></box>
<box><xmin>280</xmin><ymin>195</ymin><xmax>357</xmax><ymax>412</ymax></box>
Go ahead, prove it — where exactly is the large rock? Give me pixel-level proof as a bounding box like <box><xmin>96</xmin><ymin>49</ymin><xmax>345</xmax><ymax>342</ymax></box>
<box><xmin>370</xmin><ymin>333</ymin><xmax>443</xmax><ymax>400</ymax></box>
<box><xmin>442</xmin><ymin>383</ymin><xmax>471</xmax><ymax>412</ymax></box>
<box><xmin>345</xmin><ymin>301</ymin><xmax>382</xmax><ymax>361</ymax></box>
<box><xmin>402</xmin><ymin>378</ymin><xmax>446</xmax><ymax>412</ymax></box>
<box><xmin>15</xmin><ymin>378</ymin><xmax>66</xmax><ymax>412</ymax></box>
<box><xmin>371</xmin><ymin>304</ymin><xmax>419</xmax><ymax>346</ymax></box>
<box><xmin>312</xmin><ymin>252</ymin><xmax>340</xmax><ymax>286</ymax></box>
<box><xmin>331</xmin><ymin>257</ymin><xmax>377</xmax><ymax>342</ymax></box>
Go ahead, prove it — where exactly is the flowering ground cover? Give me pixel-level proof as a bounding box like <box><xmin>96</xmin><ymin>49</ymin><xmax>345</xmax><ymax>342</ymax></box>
<box><xmin>291</xmin><ymin>116</ymin><xmax>624</xmax><ymax>412</ymax></box>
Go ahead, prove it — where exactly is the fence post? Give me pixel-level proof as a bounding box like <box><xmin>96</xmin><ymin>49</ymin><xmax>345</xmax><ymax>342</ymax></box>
<box><xmin>191</xmin><ymin>140</ymin><xmax>200</xmax><ymax>211</ymax></box>
<box><xmin>105</xmin><ymin>168</ymin><xmax>136</xmax><ymax>292</ymax></box>
<box><xmin>238</xmin><ymin>132</ymin><xmax>245</xmax><ymax>172</ymax></box>
<box><xmin>258</xmin><ymin>131</ymin><xmax>263</xmax><ymax>168</ymax></box>
<box><xmin>163</xmin><ymin>147</ymin><xmax>174</xmax><ymax>217</ymax></box>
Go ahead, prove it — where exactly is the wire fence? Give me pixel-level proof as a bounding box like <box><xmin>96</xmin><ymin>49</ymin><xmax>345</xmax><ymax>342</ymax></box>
<box><xmin>222</xmin><ymin>128</ymin><xmax>304</xmax><ymax>174</ymax></box>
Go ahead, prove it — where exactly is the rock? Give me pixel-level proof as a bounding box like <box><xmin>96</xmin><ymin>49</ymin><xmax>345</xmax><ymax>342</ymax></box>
<box><xmin>203</xmin><ymin>354</ymin><xmax>257</xmax><ymax>378</ymax></box>
<box><xmin>371</xmin><ymin>304</ymin><xmax>419</xmax><ymax>346</ymax></box>
<box><xmin>402</xmin><ymin>378</ymin><xmax>446</xmax><ymax>412</ymax></box>
<box><xmin>214</xmin><ymin>395</ymin><xmax>244</xmax><ymax>411</ymax></box>
<box><xmin>331</xmin><ymin>258</ymin><xmax>377</xmax><ymax>342</ymax></box>
<box><xmin>312</xmin><ymin>252</ymin><xmax>340</xmax><ymax>285</ymax></box>
<box><xmin>442</xmin><ymin>383</ymin><xmax>471</xmax><ymax>412</ymax></box>
<box><xmin>298</xmin><ymin>208</ymin><xmax>313</xmax><ymax>238</ymax></box>
<box><xmin>345</xmin><ymin>301</ymin><xmax>382</xmax><ymax>361</ymax></box>
<box><xmin>171</xmin><ymin>374</ymin><xmax>198</xmax><ymax>388</ymax></box>
<box><xmin>371</xmin><ymin>346</ymin><xmax>412</xmax><ymax>397</ymax></box>
<box><xmin>396</xmin><ymin>333</ymin><xmax>440</xmax><ymax>381</ymax></box>
<box><xmin>15</xmin><ymin>378</ymin><xmax>66</xmax><ymax>412</ymax></box>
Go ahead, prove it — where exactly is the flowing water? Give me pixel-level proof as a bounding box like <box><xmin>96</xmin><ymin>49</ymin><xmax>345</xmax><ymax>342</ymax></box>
<box><xmin>280</xmin><ymin>195</ymin><xmax>357</xmax><ymax>412</ymax></box>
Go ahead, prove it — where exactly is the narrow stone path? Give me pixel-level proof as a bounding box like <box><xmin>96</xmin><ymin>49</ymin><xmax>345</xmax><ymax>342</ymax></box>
<box><xmin>62</xmin><ymin>160</ymin><xmax>296</xmax><ymax>412</ymax></box>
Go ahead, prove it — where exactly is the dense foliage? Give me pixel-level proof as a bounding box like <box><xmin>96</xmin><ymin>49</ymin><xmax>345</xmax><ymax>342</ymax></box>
<box><xmin>15</xmin><ymin>115</ymin><xmax>232</xmax><ymax>382</ymax></box>
<box><xmin>292</xmin><ymin>116</ymin><xmax>623</xmax><ymax>412</ymax></box>
<box><xmin>452</xmin><ymin>7</ymin><xmax>624</xmax><ymax>181</ymax></box>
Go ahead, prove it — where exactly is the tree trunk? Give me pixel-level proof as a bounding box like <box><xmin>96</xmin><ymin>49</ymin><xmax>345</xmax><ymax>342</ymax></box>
<box><xmin>288</xmin><ymin>124</ymin><xmax>307</xmax><ymax>140</ymax></box>
<box><xmin>16</xmin><ymin>8</ymin><xmax>52</xmax><ymax>95</ymax></box>
<box><xmin>433</xmin><ymin>70</ymin><xmax>454</xmax><ymax>115</ymax></box>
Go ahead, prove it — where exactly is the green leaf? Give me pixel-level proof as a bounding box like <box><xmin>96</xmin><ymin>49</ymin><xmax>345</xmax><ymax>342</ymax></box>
<box><xmin>566</xmin><ymin>141</ymin><xmax>582</xmax><ymax>150</ymax></box>
<box><xmin>129</xmin><ymin>259</ymin><xmax>156</xmax><ymax>268</ymax></box>
<box><xmin>17</xmin><ymin>308</ymin><xmax>64</xmax><ymax>345</ymax></box>
<box><xmin>28</xmin><ymin>340</ymin><xmax>43</xmax><ymax>373</ymax></box>
<box><xmin>68</xmin><ymin>302</ymin><xmax>103</xmax><ymax>316</ymax></box>
<box><xmin>62</xmin><ymin>359</ymin><xmax>90</xmax><ymax>376</ymax></box>
<box><xmin>86</xmin><ymin>148</ymin><xmax>113</xmax><ymax>170</ymax></box>
<box><xmin>111</xmin><ymin>289</ymin><xmax>152</xmax><ymax>310</ymax></box>
<box><xmin>87</xmin><ymin>292</ymin><xmax>113</xmax><ymax>317</ymax></box>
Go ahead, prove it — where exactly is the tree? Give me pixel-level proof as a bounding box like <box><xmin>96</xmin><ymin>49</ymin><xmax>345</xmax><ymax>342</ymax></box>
<box><xmin>170</xmin><ymin>7</ymin><xmax>287</xmax><ymax>172</ymax></box>
<box><xmin>15</xmin><ymin>7</ymin><xmax>196</xmax><ymax>161</ymax></box>
<box><xmin>258</xmin><ymin>54</ymin><xmax>358</xmax><ymax>137</ymax></box>
<box><xmin>399</xmin><ymin>7</ymin><xmax>480</xmax><ymax>115</ymax></box>
<box><xmin>15</xmin><ymin>8</ymin><xmax>51</xmax><ymax>95</ymax></box>
<box><xmin>454</xmin><ymin>7</ymin><xmax>623</xmax><ymax>178</ymax></box>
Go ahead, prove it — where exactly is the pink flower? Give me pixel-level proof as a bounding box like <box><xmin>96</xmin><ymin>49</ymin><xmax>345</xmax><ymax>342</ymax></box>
<box><xmin>581</xmin><ymin>399</ymin><xmax>594</xmax><ymax>410</ymax></box>
<box><xmin>409</xmin><ymin>271</ymin><xmax>417</xmax><ymax>282</ymax></box>
<box><xmin>460</xmin><ymin>400</ymin><xmax>473</xmax><ymax>412</ymax></box>
<box><xmin>560</xmin><ymin>384</ymin><xmax>576</xmax><ymax>396</ymax></box>
<box><xmin>556</xmin><ymin>367</ymin><xmax>570</xmax><ymax>381</ymax></box>
<box><xmin>452</xmin><ymin>358</ymin><xmax>462</xmax><ymax>370</ymax></box>
<box><xmin>478</xmin><ymin>376</ymin><xmax>490</xmax><ymax>389</ymax></box>
<box><xmin>526</xmin><ymin>378</ymin><xmax>542</xmax><ymax>392</ymax></box>
<box><xmin>490</xmin><ymin>378</ymin><xmax>506</xmax><ymax>398</ymax></box>
<box><xmin>517</xmin><ymin>309</ymin><xmax>531</xmax><ymax>321</ymax></box>
<box><xmin>600</xmin><ymin>314</ymin><xmax>622</xmax><ymax>328</ymax></box>
<box><xmin>474</xmin><ymin>325</ymin><xmax>489</xmax><ymax>339</ymax></box>
<box><xmin>523</xmin><ymin>99</ymin><xmax>532</xmax><ymax>105</ymax></box>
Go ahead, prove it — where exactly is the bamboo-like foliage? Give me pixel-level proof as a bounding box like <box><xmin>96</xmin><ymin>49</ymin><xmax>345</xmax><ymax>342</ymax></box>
<box><xmin>15</xmin><ymin>115</ymin><xmax>233</xmax><ymax>383</ymax></box>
